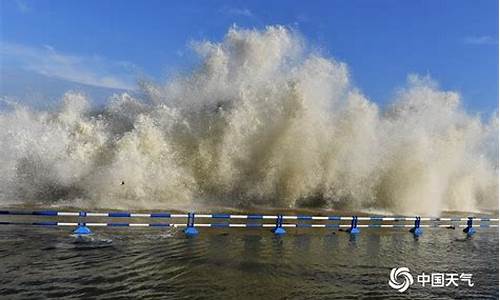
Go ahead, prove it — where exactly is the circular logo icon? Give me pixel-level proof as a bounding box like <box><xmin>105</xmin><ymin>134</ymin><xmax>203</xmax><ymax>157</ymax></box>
<box><xmin>388</xmin><ymin>267</ymin><xmax>414</xmax><ymax>292</ymax></box>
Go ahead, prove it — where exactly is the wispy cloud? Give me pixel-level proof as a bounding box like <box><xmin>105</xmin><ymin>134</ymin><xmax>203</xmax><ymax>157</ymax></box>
<box><xmin>462</xmin><ymin>35</ymin><xmax>498</xmax><ymax>45</ymax></box>
<box><xmin>1</xmin><ymin>42</ymin><xmax>136</xmax><ymax>90</ymax></box>
<box><xmin>220</xmin><ymin>7</ymin><xmax>253</xmax><ymax>17</ymax></box>
<box><xmin>15</xmin><ymin>0</ymin><xmax>30</xmax><ymax>13</ymax></box>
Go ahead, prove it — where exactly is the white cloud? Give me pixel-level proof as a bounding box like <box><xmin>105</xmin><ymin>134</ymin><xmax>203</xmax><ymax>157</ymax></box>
<box><xmin>462</xmin><ymin>35</ymin><xmax>498</xmax><ymax>45</ymax></box>
<box><xmin>1</xmin><ymin>42</ymin><xmax>137</xmax><ymax>90</ymax></box>
<box><xmin>15</xmin><ymin>0</ymin><xmax>30</xmax><ymax>13</ymax></box>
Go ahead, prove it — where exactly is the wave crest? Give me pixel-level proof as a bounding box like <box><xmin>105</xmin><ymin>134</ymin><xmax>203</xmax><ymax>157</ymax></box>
<box><xmin>1</xmin><ymin>25</ymin><xmax>497</xmax><ymax>215</ymax></box>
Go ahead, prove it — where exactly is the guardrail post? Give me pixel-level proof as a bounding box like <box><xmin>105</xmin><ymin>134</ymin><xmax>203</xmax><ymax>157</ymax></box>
<box><xmin>272</xmin><ymin>214</ymin><xmax>286</xmax><ymax>235</ymax></box>
<box><xmin>409</xmin><ymin>216</ymin><xmax>422</xmax><ymax>237</ymax></box>
<box><xmin>73</xmin><ymin>223</ymin><xmax>92</xmax><ymax>235</ymax></box>
<box><xmin>184</xmin><ymin>212</ymin><xmax>199</xmax><ymax>237</ymax></box>
<box><xmin>347</xmin><ymin>216</ymin><xmax>360</xmax><ymax>234</ymax></box>
<box><xmin>73</xmin><ymin>211</ymin><xmax>92</xmax><ymax>235</ymax></box>
<box><xmin>463</xmin><ymin>217</ymin><xmax>475</xmax><ymax>236</ymax></box>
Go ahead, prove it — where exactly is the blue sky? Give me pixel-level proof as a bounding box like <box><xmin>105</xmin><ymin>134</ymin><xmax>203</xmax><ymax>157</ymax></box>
<box><xmin>1</xmin><ymin>0</ymin><xmax>498</xmax><ymax>112</ymax></box>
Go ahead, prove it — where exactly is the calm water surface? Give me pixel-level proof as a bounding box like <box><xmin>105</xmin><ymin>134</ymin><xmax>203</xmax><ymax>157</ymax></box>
<box><xmin>0</xmin><ymin>218</ymin><xmax>497</xmax><ymax>299</ymax></box>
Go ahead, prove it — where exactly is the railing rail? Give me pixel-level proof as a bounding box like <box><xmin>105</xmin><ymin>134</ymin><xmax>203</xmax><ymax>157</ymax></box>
<box><xmin>0</xmin><ymin>210</ymin><xmax>497</xmax><ymax>222</ymax></box>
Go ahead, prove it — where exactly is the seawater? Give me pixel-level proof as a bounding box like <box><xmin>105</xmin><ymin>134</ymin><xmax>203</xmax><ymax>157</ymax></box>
<box><xmin>0</xmin><ymin>211</ymin><xmax>497</xmax><ymax>299</ymax></box>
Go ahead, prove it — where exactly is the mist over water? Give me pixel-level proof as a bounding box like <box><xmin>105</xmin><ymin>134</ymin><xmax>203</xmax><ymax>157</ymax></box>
<box><xmin>0</xmin><ymin>26</ymin><xmax>497</xmax><ymax>215</ymax></box>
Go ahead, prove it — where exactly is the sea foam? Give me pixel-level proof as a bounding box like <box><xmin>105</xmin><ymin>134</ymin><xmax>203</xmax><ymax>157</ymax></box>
<box><xmin>0</xmin><ymin>26</ymin><xmax>497</xmax><ymax>215</ymax></box>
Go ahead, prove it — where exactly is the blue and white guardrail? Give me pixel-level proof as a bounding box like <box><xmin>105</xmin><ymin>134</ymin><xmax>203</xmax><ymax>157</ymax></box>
<box><xmin>0</xmin><ymin>210</ymin><xmax>497</xmax><ymax>237</ymax></box>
